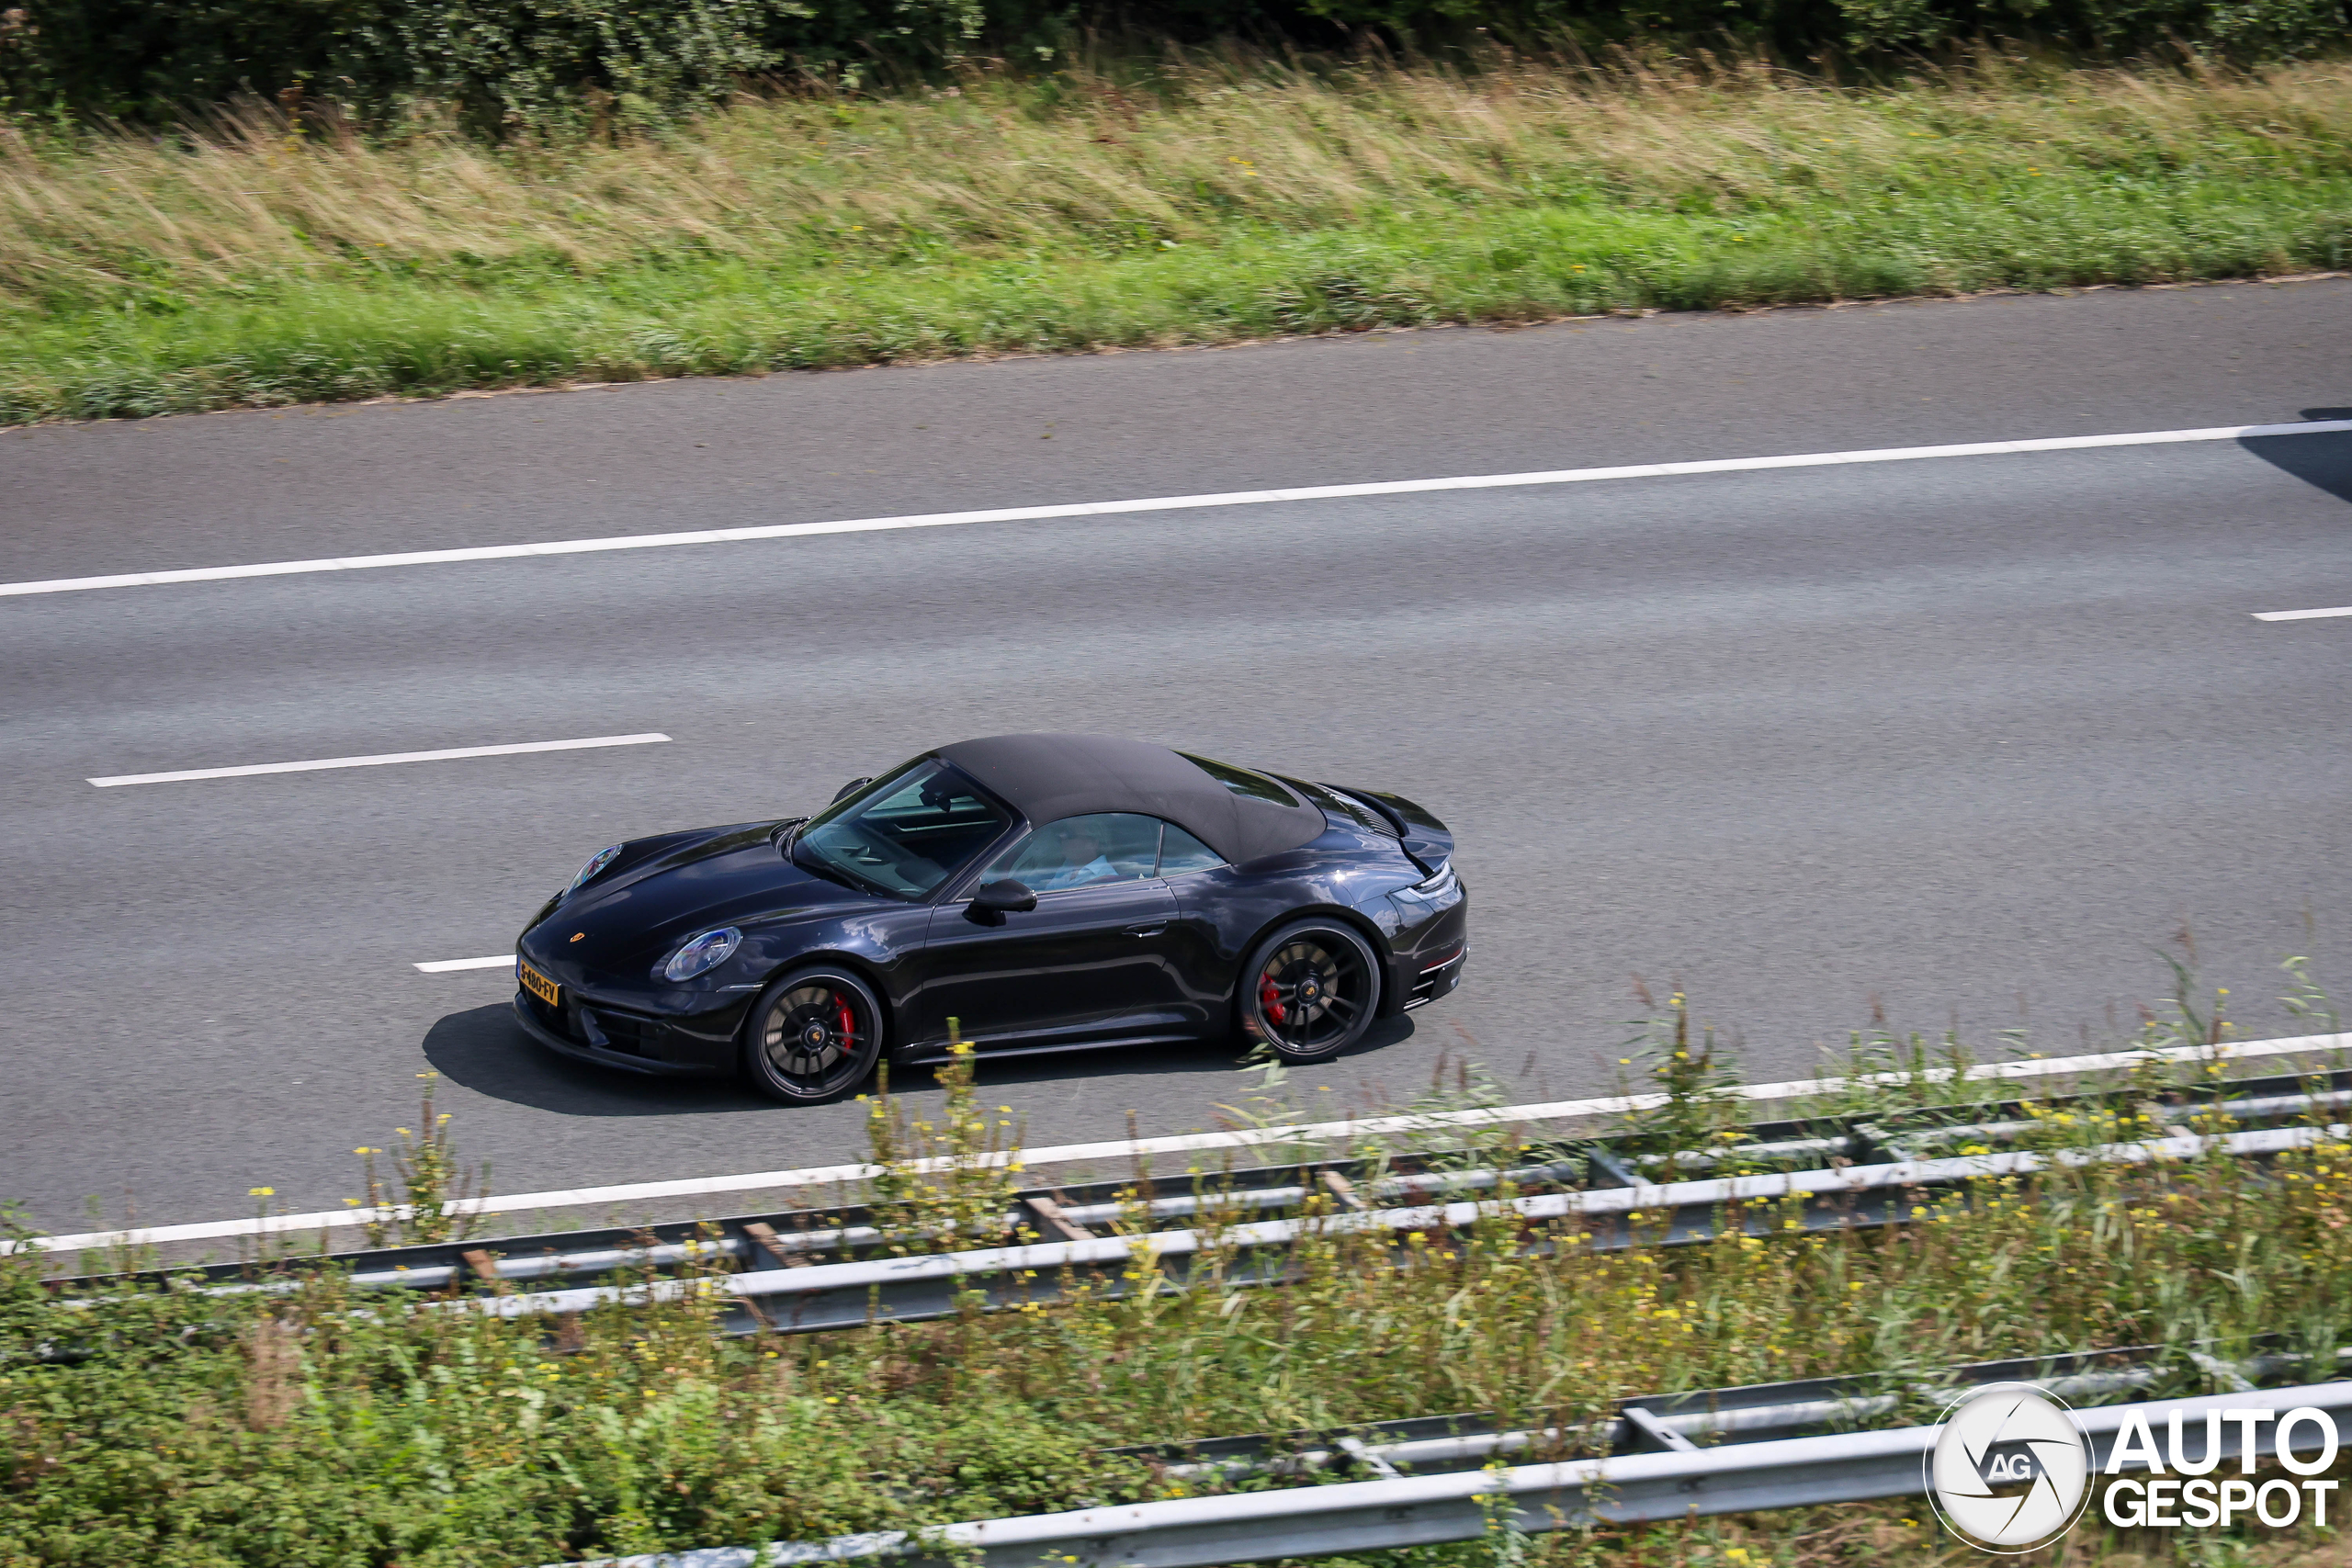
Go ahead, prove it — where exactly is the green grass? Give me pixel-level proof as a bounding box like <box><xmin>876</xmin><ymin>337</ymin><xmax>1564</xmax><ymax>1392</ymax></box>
<box><xmin>8</xmin><ymin>975</ymin><xmax>2352</xmax><ymax>1565</ymax></box>
<box><xmin>3</xmin><ymin>52</ymin><xmax>2349</xmax><ymax>424</ymax></box>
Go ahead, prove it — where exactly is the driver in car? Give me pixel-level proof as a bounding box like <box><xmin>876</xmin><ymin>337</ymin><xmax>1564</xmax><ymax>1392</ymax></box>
<box><xmin>1023</xmin><ymin>823</ymin><xmax>1118</xmax><ymax>891</ymax></box>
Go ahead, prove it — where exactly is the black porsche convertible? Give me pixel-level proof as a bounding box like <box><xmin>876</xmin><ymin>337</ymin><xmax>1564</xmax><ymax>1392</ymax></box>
<box><xmin>511</xmin><ymin>734</ymin><xmax>1467</xmax><ymax>1102</ymax></box>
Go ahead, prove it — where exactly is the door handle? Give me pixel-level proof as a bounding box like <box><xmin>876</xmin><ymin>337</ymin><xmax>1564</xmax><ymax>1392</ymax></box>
<box><xmin>1125</xmin><ymin>923</ymin><xmax>1168</xmax><ymax>938</ymax></box>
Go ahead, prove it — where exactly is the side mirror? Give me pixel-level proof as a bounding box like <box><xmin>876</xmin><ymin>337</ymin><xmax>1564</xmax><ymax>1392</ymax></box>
<box><xmin>831</xmin><ymin>776</ymin><xmax>873</xmax><ymax>805</ymax></box>
<box><xmin>967</xmin><ymin>879</ymin><xmax>1037</xmax><ymax>923</ymax></box>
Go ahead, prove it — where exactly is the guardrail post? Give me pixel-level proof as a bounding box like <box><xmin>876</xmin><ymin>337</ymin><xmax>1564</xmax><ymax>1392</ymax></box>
<box><xmin>741</xmin><ymin>1222</ymin><xmax>802</xmax><ymax>1269</ymax></box>
<box><xmin>1616</xmin><ymin>1404</ymin><xmax>1701</xmax><ymax>1455</ymax></box>
<box><xmin>1025</xmin><ymin>1195</ymin><xmax>1094</xmax><ymax>1243</ymax></box>
<box><xmin>1584</xmin><ymin>1145</ymin><xmax>1640</xmax><ymax>1187</ymax></box>
<box><xmin>1319</xmin><ymin>1171</ymin><xmax>1368</xmax><ymax>1212</ymax></box>
<box><xmin>460</xmin><ymin>1248</ymin><xmax>506</xmax><ymax>1294</ymax></box>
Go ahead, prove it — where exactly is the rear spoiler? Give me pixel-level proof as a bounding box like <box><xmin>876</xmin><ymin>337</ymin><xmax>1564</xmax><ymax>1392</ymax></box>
<box><xmin>1329</xmin><ymin>785</ymin><xmax>1453</xmax><ymax>879</ymax></box>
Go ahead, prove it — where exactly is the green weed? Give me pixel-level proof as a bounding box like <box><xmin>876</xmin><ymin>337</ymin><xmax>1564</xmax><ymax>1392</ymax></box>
<box><xmin>6</xmin><ymin>962</ymin><xmax>2351</xmax><ymax>1563</ymax></box>
<box><xmin>3</xmin><ymin>51</ymin><xmax>2350</xmax><ymax>423</ymax></box>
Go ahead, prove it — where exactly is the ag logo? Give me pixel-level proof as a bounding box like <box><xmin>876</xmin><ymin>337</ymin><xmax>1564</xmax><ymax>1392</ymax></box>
<box><xmin>1927</xmin><ymin>1383</ymin><xmax>2093</xmax><ymax>1553</ymax></box>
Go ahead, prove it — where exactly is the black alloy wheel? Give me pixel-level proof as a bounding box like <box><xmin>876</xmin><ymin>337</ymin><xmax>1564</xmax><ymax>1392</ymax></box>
<box><xmin>741</xmin><ymin>967</ymin><xmax>885</xmax><ymax>1104</ymax></box>
<box><xmin>1239</xmin><ymin>919</ymin><xmax>1379</xmax><ymax>1063</ymax></box>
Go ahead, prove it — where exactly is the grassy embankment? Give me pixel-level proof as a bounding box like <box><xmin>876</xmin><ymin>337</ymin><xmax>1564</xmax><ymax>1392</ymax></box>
<box><xmin>2</xmin><ymin>53</ymin><xmax>2349</xmax><ymax>425</ymax></box>
<box><xmin>6</xmin><ymin>976</ymin><xmax>2352</xmax><ymax>1565</ymax></box>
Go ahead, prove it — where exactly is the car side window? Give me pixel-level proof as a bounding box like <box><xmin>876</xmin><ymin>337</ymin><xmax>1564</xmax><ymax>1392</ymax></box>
<box><xmin>1156</xmin><ymin>824</ymin><xmax>1225</xmax><ymax>876</ymax></box>
<box><xmin>984</xmin><ymin>813</ymin><xmax>1163</xmax><ymax>893</ymax></box>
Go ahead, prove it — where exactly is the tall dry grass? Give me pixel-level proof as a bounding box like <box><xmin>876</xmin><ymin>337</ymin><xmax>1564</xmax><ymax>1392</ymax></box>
<box><xmin>4</xmin><ymin>51</ymin><xmax>2348</xmax><ymax>311</ymax></box>
<box><xmin>2</xmin><ymin>51</ymin><xmax>2346</xmax><ymax>422</ymax></box>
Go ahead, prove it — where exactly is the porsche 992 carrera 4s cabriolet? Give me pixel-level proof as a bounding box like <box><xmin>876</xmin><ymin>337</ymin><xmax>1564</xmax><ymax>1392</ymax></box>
<box><xmin>511</xmin><ymin>734</ymin><xmax>1466</xmax><ymax>1102</ymax></box>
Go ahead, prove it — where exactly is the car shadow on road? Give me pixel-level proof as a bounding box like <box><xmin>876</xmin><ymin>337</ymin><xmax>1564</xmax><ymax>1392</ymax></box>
<box><xmin>422</xmin><ymin>1004</ymin><xmax>1418</xmax><ymax>1117</ymax></box>
<box><xmin>423</xmin><ymin>1004</ymin><xmax>770</xmax><ymax>1117</ymax></box>
<box><xmin>2242</xmin><ymin>409</ymin><xmax>2352</xmax><ymax>504</ymax></box>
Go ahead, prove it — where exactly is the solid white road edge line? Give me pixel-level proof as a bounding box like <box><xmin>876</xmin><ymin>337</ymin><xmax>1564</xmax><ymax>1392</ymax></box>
<box><xmin>10</xmin><ymin>419</ymin><xmax>2351</xmax><ymax>600</ymax></box>
<box><xmin>416</xmin><ymin>955</ymin><xmax>517</xmax><ymax>974</ymax></box>
<box><xmin>87</xmin><ymin>732</ymin><xmax>671</xmax><ymax>787</ymax></box>
<box><xmin>12</xmin><ymin>1028</ymin><xmax>2347</xmax><ymax>1257</ymax></box>
<box><xmin>2255</xmin><ymin>605</ymin><xmax>2352</xmax><ymax>621</ymax></box>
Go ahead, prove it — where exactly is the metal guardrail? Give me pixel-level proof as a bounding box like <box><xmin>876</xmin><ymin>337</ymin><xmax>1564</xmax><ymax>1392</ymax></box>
<box><xmin>56</xmin><ymin>1150</ymin><xmax>1596</xmax><ymax>1299</ymax></box>
<box><xmin>1141</xmin><ymin>1346</ymin><xmax>2189</xmax><ymax>1483</ymax></box>
<box><xmin>452</xmin><ymin>1119</ymin><xmax>2346</xmax><ymax>1334</ymax></box>
<box><xmin>51</xmin><ymin>1072</ymin><xmax>2351</xmax><ymax>1317</ymax></box>
<box><xmin>561</xmin><ymin>1378</ymin><xmax>2352</xmax><ymax>1567</ymax></box>
<box><xmin>28</xmin><ymin>1032</ymin><xmax>2350</xmax><ymax>1263</ymax></box>
<box><xmin>1142</xmin><ymin>1339</ymin><xmax>2352</xmax><ymax>1483</ymax></box>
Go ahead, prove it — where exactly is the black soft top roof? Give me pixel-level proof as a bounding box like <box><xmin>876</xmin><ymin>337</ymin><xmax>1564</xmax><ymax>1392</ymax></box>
<box><xmin>936</xmin><ymin>734</ymin><xmax>1327</xmax><ymax>867</ymax></box>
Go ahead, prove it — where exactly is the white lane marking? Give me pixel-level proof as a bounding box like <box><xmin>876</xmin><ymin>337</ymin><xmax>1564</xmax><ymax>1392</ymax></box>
<box><xmin>417</xmin><ymin>954</ymin><xmax>516</xmax><ymax>973</ymax></box>
<box><xmin>2255</xmin><ymin>605</ymin><xmax>2352</xmax><ymax>621</ymax></box>
<box><xmin>87</xmin><ymin>732</ymin><xmax>671</xmax><ymax>788</ymax></box>
<box><xmin>11</xmin><ymin>1028</ymin><xmax>2346</xmax><ymax>1256</ymax></box>
<box><xmin>9</xmin><ymin>419</ymin><xmax>2351</xmax><ymax>600</ymax></box>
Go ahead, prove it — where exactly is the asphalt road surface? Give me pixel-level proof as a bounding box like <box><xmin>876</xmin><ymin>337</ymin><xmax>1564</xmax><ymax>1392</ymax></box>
<box><xmin>6</xmin><ymin>280</ymin><xmax>2349</xmax><ymax>1236</ymax></box>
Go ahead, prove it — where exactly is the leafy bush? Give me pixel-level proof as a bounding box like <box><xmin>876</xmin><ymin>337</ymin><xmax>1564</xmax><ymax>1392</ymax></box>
<box><xmin>0</xmin><ymin>0</ymin><xmax>2344</xmax><ymax>133</ymax></box>
<box><xmin>0</xmin><ymin>0</ymin><xmax>1076</xmax><ymax>132</ymax></box>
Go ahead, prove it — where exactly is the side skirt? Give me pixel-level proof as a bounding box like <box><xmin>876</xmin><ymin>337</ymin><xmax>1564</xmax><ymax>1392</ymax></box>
<box><xmin>894</xmin><ymin>1032</ymin><xmax>1203</xmax><ymax>1066</ymax></box>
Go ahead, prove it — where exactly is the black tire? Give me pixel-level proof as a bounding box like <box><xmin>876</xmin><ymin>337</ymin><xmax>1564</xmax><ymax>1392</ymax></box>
<box><xmin>740</xmin><ymin>966</ymin><xmax>886</xmax><ymax>1104</ymax></box>
<box><xmin>1238</xmin><ymin>919</ymin><xmax>1381</xmax><ymax>1064</ymax></box>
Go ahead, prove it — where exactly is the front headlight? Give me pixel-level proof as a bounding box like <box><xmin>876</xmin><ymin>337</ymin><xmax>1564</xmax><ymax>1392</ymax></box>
<box><xmin>570</xmin><ymin>844</ymin><xmax>625</xmax><ymax>893</ymax></box>
<box><xmin>663</xmin><ymin>927</ymin><xmax>741</xmax><ymax>982</ymax></box>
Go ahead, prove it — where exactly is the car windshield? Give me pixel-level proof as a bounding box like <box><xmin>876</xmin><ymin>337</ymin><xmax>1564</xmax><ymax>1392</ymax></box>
<box><xmin>795</xmin><ymin>759</ymin><xmax>1012</xmax><ymax>898</ymax></box>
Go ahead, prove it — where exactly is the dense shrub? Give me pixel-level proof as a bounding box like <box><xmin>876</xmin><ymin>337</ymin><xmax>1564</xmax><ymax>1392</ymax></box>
<box><xmin>0</xmin><ymin>0</ymin><xmax>2343</xmax><ymax>132</ymax></box>
<box><xmin>0</xmin><ymin>0</ymin><xmax>1065</xmax><ymax>132</ymax></box>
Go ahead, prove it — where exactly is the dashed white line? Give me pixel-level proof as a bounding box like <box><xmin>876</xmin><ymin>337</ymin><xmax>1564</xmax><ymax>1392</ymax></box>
<box><xmin>87</xmin><ymin>732</ymin><xmax>671</xmax><ymax>788</ymax></box>
<box><xmin>9</xmin><ymin>419</ymin><xmax>2351</xmax><ymax>600</ymax></box>
<box><xmin>2254</xmin><ymin>605</ymin><xmax>2352</xmax><ymax>622</ymax></box>
<box><xmin>11</xmin><ymin>1029</ymin><xmax>2346</xmax><ymax>1257</ymax></box>
<box><xmin>416</xmin><ymin>954</ymin><xmax>517</xmax><ymax>974</ymax></box>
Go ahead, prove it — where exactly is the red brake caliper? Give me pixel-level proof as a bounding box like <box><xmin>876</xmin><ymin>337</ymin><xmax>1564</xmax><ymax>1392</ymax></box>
<box><xmin>1260</xmin><ymin>975</ymin><xmax>1286</xmax><ymax>1026</ymax></box>
<box><xmin>834</xmin><ymin>994</ymin><xmax>856</xmax><ymax>1043</ymax></box>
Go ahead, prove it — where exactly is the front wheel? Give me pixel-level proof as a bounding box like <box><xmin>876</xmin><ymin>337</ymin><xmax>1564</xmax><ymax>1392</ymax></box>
<box><xmin>1238</xmin><ymin>919</ymin><xmax>1381</xmax><ymax>1063</ymax></box>
<box><xmin>740</xmin><ymin>967</ymin><xmax>885</xmax><ymax>1104</ymax></box>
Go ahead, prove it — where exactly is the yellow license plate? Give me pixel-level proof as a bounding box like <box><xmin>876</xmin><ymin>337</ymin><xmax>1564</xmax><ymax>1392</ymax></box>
<box><xmin>519</xmin><ymin>961</ymin><xmax>560</xmax><ymax>1008</ymax></box>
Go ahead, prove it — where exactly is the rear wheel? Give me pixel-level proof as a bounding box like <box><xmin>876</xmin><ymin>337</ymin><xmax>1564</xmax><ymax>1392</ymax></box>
<box><xmin>1238</xmin><ymin>919</ymin><xmax>1380</xmax><ymax>1063</ymax></box>
<box><xmin>740</xmin><ymin>967</ymin><xmax>884</xmax><ymax>1104</ymax></box>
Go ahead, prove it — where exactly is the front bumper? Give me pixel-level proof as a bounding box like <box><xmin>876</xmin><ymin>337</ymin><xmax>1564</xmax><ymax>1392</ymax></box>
<box><xmin>511</xmin><ymin>991</ymin><xmax>730</xmax><ymax>1078</ymax></box>
<box><xmin>1402</xmin><ymin>940</ymin><xmax>1467</xmax><ymax>1010</ymax></box>
<box><xmin>1379</xmin><ymin>870</ymin><xmax>1468</xmax><ymax>1015</ymax></box>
